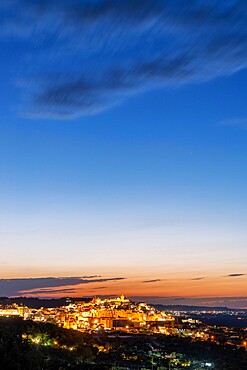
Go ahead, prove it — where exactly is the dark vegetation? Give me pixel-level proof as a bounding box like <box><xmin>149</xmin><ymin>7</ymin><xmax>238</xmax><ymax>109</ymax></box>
<box><xmin>0</xmin><ymin>317</ymin><xmax>246</xmax><ymax>370</ymax></box>
<box><xmin>0</xmin><ymin>297</ymin><xmax>91</xmax><ymax>309</ymax></box>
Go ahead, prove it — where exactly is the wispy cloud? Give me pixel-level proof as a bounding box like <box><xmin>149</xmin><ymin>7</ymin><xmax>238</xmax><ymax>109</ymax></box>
<box><xmin>0</xmin><ymin>276</ymin><xmax>125</xmax><ymax>296</ymax></box>
<box><xmin>218</xmin><ymin>118</ymin><xmax>247</xmax><ymax>129</ymax></box>
<box><xmin>142</xmin><ymin>279</ymin><xmax>161</xmax><ymax>283</ymax></box>
<box><xmin>225</xmin><ymin>273</ymin><xmax>245</xmax><ymax>277</ymax></box>
<box><xmin>1</xmin><ymin>0</ymin><xmax>247</xmax><ymax>119</ymax></box>
<box><xmin>190</xmin><ymin>277</ymin><xmax>204</xmax><ymax>281</ymax></box>
<box><xmin>21</xmin><ymin>288</ymin><xmax>77</xmax><ymax>295</ymax></box>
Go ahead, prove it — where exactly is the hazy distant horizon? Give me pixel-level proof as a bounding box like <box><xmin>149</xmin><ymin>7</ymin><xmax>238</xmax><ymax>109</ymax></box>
<box><xmin>2</xmin><ymin>293</ymin><xmax>247</xmax><ymax>310</ymax></box>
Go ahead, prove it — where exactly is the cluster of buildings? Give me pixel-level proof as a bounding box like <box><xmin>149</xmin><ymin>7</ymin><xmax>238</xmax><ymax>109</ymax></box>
<box><xmin>0</xmin><ymin>295</ymin><xmax>246</xmax><ymax>349</ymax></box>
<box><xmin>0</xmin><ymin>295</ymin><xmax>174</xmax><ymax>331</ymax></box>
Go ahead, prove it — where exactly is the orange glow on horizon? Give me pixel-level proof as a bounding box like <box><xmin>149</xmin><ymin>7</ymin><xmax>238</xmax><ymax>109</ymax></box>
<box><xmin>14</xmin><ymin>275</ymin><xmax>247</xmax><ymax>301</ymax></box>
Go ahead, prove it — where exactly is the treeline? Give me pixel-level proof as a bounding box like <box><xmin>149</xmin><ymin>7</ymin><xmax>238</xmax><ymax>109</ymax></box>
<box><xmin>0</xmin><ymin>317</ymin><xmax>246</xmax><ymax>370</ymax></box>
<box><xmin>0</xmin><ymin>297</ymin><xmax>91</xmax><ymax>309</ymax></box>
<box><xmin>0</xmin><ymin>317</ymin><xmax>102</xmax><ymax>370</ymax></box>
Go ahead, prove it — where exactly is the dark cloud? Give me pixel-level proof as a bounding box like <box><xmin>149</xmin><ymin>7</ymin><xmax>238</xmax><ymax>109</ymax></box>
<box><xmin>142</xmin><ymin>279</ymin><xmax>161</xmax><ymax>283</ymax></box>
<box><xmin>1</xmin><ymin>0</ymin><xmax>247</xmax><ymax>118</ymax></box>
<box><xmin>225</xmin><ymin>273</ymin><xmax>245</xmax><ymax>277</ymax></box>
<box><xmin>190</xmin><ymin>277</ymin><xmax>204</xmax><ymax>280</ymax></box>
<box><xmin>0</xmin><ymin>276</ymin><xmax>125</xmax><ymax>296</ymax></box>
<box><xmin>21</xmin><ymin>288</ymin><xmax>77</xmax><ymax>295</ymax></box>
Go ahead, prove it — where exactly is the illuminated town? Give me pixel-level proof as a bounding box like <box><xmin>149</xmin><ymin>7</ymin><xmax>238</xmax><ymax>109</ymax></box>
<box><xmin>0</xmin><ymin>295</ymin><xmax>246</xmax><ymax>369</ymax></box>
<box><xmin>0</xmin><ymin>296</ymin><xmax>246</xmax><ymax>343</ymax></box>
<box><xmin>0</xmin><ymin>295</ymin><xmax>174</xmax><ymax>331</ymax></box>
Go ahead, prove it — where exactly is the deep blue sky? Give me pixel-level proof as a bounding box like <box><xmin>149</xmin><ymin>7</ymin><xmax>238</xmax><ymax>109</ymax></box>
<box><xmin>0</xmin><ymin>0</ymin><xmax>246</xmax><ymax>305</ymax></box>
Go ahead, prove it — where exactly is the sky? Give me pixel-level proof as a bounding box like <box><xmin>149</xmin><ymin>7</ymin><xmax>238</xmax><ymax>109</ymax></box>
<box><xmin>0</xmin><ymin>0</ymin><xmax>247</xmax><ymax>308</ymax></box>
